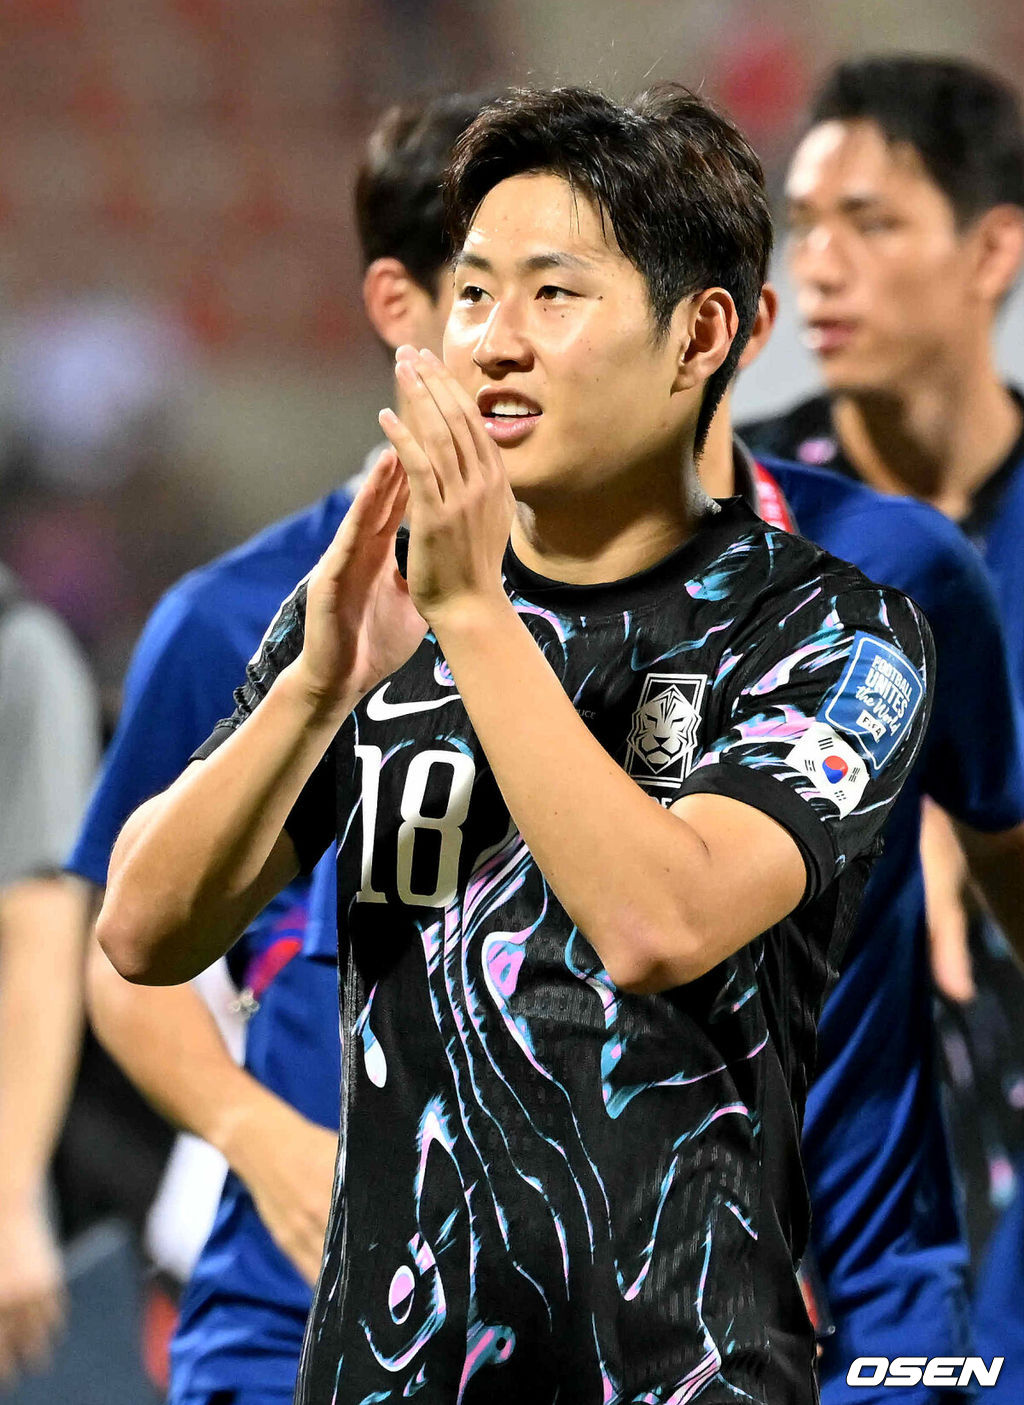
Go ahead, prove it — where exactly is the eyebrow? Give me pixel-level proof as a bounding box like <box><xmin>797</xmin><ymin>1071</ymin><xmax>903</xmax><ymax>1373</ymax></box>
<box><xmin>454</xmin><ymin>250</ymin><xmax>598</xmax><ymax>276</ymax></box>
<box><xmin>787</xmin><ymin>193</ymin><xmax>888</xmax><ymax>215</ymax></box>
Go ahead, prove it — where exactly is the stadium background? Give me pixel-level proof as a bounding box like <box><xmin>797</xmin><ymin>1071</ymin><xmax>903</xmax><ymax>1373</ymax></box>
<box><xmin>1</xmin><ymin>0</ymin><xmax>1022</xmax><ymax>1399</ymax></box>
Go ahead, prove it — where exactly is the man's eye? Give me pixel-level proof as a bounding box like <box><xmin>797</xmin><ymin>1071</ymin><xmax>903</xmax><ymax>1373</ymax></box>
<box><xmin>856</xmin><ymin>217</ymin><xmax>898</xmax><ymax>236</ymax></box>
<box><xmin>459</xmin><ymin>284</ymin><xmax>487</xmax><ymax>304</ymax></box>
<box><xmin>537</xmin><ymin>285</ymin><xmax>576</xmax><ymax>301</ymax></box>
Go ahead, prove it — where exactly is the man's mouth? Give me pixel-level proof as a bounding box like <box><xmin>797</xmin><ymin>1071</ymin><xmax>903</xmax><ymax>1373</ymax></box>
<box><xmin>476</xmin><ymin>389</ymin><xmax>543</xmax><ymax>446</ymax></box>
<box><xmin>802</xmin><ymin>319</ymin><xmax>859</xmax><ymax>355</ymax></box>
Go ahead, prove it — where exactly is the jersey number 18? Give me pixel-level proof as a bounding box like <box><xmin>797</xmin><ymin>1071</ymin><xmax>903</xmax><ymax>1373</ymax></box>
<box><xmin>354</xmin><ymin>745</ymin><xmax>475</xmax><ymax>908</ymax></box>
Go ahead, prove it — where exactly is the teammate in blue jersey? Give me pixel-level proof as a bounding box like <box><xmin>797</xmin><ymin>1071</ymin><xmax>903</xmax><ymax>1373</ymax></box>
<box><xmin>71</xmin><ymin>94</ymin><xmax>490</xmax><ymax>1405</ymax></box>
<box><xmin>740</xmin><ymin>56</ymin><xmax>1024</xmax><ymax>1400</ymax></box>
<box><xmin>703</xmin><ymin>300</ymin><xmax>1024</xmax><ymax>1399</ymax></box>
<box><xmin>98</xmin><ymin>85</ymin><xmax>935</xmax><ymax>1405</ymax></box>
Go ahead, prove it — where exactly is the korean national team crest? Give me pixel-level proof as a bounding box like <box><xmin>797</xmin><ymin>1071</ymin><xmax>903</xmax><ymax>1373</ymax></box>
<box><xmin>626</xmin><ymin>672</ymin><xmax>707</xmax><ymax>789</ymax></box>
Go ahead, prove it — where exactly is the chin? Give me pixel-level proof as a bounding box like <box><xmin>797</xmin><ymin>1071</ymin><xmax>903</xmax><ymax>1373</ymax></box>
<box><xmin>818</xmin><ymin>356</ymin><xmax>894</xmax><ymax>398</ymax></box>
<box><xmin>504</xmin><ymin>459</ymin><xmax>577</xmax><ymax>504</ymax></box>
<box><xmin>501</xmin><ymin>445</ymin><xmax>549</xmax><ymax>491</ymax></box>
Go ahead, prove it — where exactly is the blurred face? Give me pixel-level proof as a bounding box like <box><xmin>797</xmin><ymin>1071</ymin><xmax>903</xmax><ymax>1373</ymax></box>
<box><xmin>443</xmin><ymin>172</ymin><xmax>694</xmax><ymax>498</ymax></box>
<box><xmin>409</xmin><ymin>278</ymin><xmax>454</xmax><ymax>360</ymax></box>
<box><xmin>786</xmin><ymin>119</ymin><xmax>980</xmax><ymax>393</ymax></box>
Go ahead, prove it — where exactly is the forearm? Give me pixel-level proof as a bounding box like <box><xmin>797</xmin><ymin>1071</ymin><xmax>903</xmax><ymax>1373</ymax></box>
<box><xmin>435</xmin><ymin>601</ymin><xmax>719</xmax><ymax>988</ymax></box>
<box><xmin>86</xmin><ymin>942</ymin><xmax>297</xmax><ymax>1167</ymax></box>
<box><xmin>97</xmin><ymin>662</ymin><xmax>351</xmax><ymax>984</ymax></box>
<box><xmin>958</xmin><ymin>818</ymin><xmax>1024</xmax><ymax>970</ymax></box>
<box><xmin>0</xmin><ymin>878</ymin><xmax>90</xmax><ymax>1207</ymax></box>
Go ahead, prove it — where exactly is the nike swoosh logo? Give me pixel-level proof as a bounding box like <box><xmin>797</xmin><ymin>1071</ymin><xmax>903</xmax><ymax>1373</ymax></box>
<box><xmin>365</xmin><ymin>682</ymin><xmax>461</xmax><ymax>721</ymax></box>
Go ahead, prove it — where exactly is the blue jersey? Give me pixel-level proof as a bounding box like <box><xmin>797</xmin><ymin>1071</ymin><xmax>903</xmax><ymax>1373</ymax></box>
<box><xmin>67</xmin><ymin>486</ymin><xmax>353</xmax><ymax>1398</ymax></box>
<box><xmin>961</xmin><ymin>444</ymin><xmax>1024</xmax><ymax>1405</ymax></box>
<box><xmin>756</xmin><ymin>454</ymin><xmax>1024</xmax><ymax>1401</ymax></box>
<box><xmin>961</xmin><ymin>445</ymin><xmax>1024</xmax><ymax>694</ymax></box>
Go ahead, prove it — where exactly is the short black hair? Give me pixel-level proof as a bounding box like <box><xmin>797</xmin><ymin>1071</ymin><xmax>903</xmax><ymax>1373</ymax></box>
<box><xmin>808</xmin><ymin>56</ymin><xmax>1024</xmax><ymax>225</ymax></box>
<box><xmin>443</xmin><ymin>84</ymin><xmax>773</xmax><ymax>455</ymax></box>
<box><xmin>355</xmin><ymin>93</ymin><xmax>498</xmax><ymax>297</ymax></box>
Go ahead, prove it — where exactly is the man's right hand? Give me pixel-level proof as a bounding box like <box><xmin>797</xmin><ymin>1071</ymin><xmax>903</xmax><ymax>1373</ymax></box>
<box><xmin>0</xmin><ymin>1194</ymin><xmax>65</xmax><ymax>1388</ymax></box>
<box><xmin>219</xmin><ymin>1092</ymin><xmax>339</xmax><ymax>1288</ymax></box>
<box><xmin>296</xmin><ymin>449</ymin><xmax>427</xmax><ymax>715</ymax></box>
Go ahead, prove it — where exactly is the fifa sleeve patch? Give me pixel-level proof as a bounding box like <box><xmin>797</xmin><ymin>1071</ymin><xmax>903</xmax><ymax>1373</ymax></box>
<box><xmin>786</xmin><ymin>723</ymin><xmax>869</xmax><ymax>818</ymax></box>
<box><xmin>820</xmin><ymin>631</ymin><xmax>925</xmax><ymax>772</ymax></box>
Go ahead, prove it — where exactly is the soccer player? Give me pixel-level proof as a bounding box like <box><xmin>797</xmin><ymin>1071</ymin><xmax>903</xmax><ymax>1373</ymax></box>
<box><xmin>740</xmin><ymin>56</ymin><xmax>1024</xmax><ymax>1399</ymax></box>
<box><xmin>0</xmin><ymin>564</ymin><xmax>98</xmax><ymax>1387</ymax></box>
<box><xmin>742</xmin><ymin>56</ymin><xmax>1024</xmax><ymax>686</ymax></box>
<box><xmin>71</xmin><ymin>94</ymin><xmax>489</xmax><ymax>1405</ymax></box>
<box><xmin>98</xmin><ymin>86</ymin><xmax>934</xmax><ymax>1403</ymax></box>
<box><xmin>708</xmin><ymin>297</ymin><xmax>1024</xmax><ymax>1402</ymax></box>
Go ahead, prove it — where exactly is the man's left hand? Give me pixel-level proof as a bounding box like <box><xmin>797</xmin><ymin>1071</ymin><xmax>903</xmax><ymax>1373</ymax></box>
<box><xmin>378</xmin><ymin>346</ymin><xmax>515</xmax><ymax>629</ymax></box>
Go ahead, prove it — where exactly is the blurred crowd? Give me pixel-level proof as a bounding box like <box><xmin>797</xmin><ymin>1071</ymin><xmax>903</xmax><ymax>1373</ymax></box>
<box><xmin>6</xmin><ymin>1</ymin><xmax>1024</xmax><ymax>1402</ymax></box>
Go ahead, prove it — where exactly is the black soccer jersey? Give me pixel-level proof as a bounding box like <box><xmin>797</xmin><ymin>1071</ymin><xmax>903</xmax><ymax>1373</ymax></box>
<box><xmin>198</xmin><ymin>498</ymin><xmax>933</xmax><ymax>1405</ymax></box>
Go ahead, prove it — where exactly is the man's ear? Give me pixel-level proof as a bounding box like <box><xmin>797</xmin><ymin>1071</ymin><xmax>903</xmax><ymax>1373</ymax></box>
<box><xmin>363</xmin><ymin>257</ymin><xmax>422</xmax><ymax>351</ymax></box>
<box><xmin>738</xmin><ymin>285</ymin><xmax>779</xmax><ymax>371</ymax></box>
<box><xmin>671</xmin><ymin>288</ymin><xmax>739</xmax><ymax>394</ymax></box>
<box><xmin>970</xmin><ymin>205</ymin><xmax>1024</xmax><ymax>304</ymax></box>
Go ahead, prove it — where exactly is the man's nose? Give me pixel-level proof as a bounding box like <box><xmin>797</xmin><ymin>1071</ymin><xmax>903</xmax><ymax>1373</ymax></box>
<box><xmin>790</xmin><ymin>224</ymin><xmax>851</xmax><ymax>295</ymax></box>
<box><xmin>472</xmin><ymin>299</ymin><xmax>533</xmax><ymax>375</ymax></box>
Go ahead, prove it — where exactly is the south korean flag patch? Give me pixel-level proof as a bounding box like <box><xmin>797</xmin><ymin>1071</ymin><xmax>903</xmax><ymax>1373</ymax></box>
<box><xmin>786</xmin><ymin>723</ymin><xmax>869</xmax><ymax>819</ymax></box>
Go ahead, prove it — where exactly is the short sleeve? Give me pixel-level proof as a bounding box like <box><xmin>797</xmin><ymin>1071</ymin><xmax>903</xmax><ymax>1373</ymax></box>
<box><xmin>915</xmin><ymin>542</ymin><xmax>1024</xmax><ymax>831</ymax></box>
<box><xmin>674</xmin><ymin>582</ymin><xmax>935</xmax><ymax>902</ymax></box>
<box><xmin>68</xmin><ymin>583</ymin><xmax>257</xmax><ymax>885</ymax></box>
<box><xmin>191</xmin><ymin>574</ymin><xmax>336</xmax><ymax>875</ymax></box>
<box><xmin>0</xmin><ymin>605</ymin><xmax>100</xmax><ymax>885</ymax></box>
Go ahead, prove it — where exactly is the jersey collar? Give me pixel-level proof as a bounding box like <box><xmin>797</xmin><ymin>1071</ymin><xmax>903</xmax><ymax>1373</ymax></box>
<box><xmin>502</xmin><ymin>497</ymin><xmax>764</xmax><ymax>614</ymax></box>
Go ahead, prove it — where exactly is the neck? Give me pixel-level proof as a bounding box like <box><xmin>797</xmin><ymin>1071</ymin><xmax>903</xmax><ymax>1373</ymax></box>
<box><xmin>510</xmin><ymin>446</ymin><xmax>712</xmax><ymax>585</ymax></box>
<box><xmin>699</xmin><ymin>399</ymin><xmax>739</xmax><ymax>498</ymax></box>
<box><xmin>831</xmin><ymin>350</ymin><xmax>1020</xmax><ymax>519</ymax></box>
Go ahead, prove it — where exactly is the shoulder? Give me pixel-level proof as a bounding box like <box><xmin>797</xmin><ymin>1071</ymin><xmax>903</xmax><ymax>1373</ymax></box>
<box><xmin>0</xmin><ymin>597</ymin><xmax>94</xmax><ymax>701</ymax></box>
<box><xmin>131</xmin><ymin>489</ymin><xmax>352</xmax><ymax>678</ymax></box>
<box><xmin>725</xmin><ymin>511</ymin><xmax>932</xmax><ymax>673</ymax></box>
<box><xmin>737</xmin><ymin>394</ymin><xmax>837</xmax><ymax>466</ymax></box>
<box><xmin>761</xmin><ymin>454</ymin><xmax>989</xmax><ymax>614</ymax></box>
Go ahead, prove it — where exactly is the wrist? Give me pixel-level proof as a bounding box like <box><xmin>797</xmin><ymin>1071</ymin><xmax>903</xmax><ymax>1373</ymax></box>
<box><xmin>209</xmin><ymin>1077</ymin><xmax>311</xmax><ymax>1187</ymax></box>
<box><xmin>426</xmin><ymin>591</ymin><xmax>516</xmax><ymax>643</ymax></box>
<box><xmin>276</xmin><ymin>659</ymin><xmax>362</xmax><ymax>731</ymax></box>
<box><xmin>206</xmin><ymin>1076</ymin><xmax>275</xmax><ymax>1174</ymax></box>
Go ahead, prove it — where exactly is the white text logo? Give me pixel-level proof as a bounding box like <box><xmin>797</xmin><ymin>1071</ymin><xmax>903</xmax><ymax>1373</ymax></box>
<box><xmin>847</xmin><ymin>1357</ymin><xmax>1004</xmax><ymax>1388</ymax></box>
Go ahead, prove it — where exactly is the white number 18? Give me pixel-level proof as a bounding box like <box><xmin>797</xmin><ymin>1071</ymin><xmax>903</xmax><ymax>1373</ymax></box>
<box><xmin>354</xmin><ymin>745</ymin><xmax>475</xmax><ymax>908</ymax></box>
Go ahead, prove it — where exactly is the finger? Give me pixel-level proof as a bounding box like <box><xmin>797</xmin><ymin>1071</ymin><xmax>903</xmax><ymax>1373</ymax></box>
<box><xmin>11</xmin><ymin>1299</ymin><xmax>53</xmax><ymax>1370</ymax></box>
<box><xmin>368</xmin><ymin>453</ymin><xmax>408</xmax><ymax>535</ymax></box>
<box><xmin>0</xmin><ymin>1320</ymin><xmax>15</xmax><ymax>1386</ymax></box>
<box><xmin>382</xmin><ymin>474</ymin><xmax>409</xmax><ymax>541</ymax></box>
<box><xmin>395</xmin><ymin>359</ymin><xmax>466</xmax><ymax>493</ymax></box>
<box><xmin>319</xmin><ymin>450</ymin><xmax>396</xmax><ymax>556</ymax></box>
<box><xmin>378</xmin><ymin>407</ymin><xmax>444</xmax><ymax>508</ymax></box>
<box><xmin>411</xmin><ymin>353</ymin><xmax>481</xmax><ymax>485</ymax></box>
<box><xmin>317</xmin><ymin>451</ymin><xmax>402</xmax><ymax>577</ymax></box>
<box><xmin>418</xmin><ymin>348</ymin><xmax>507</xmax><ymax>483</ymax></box>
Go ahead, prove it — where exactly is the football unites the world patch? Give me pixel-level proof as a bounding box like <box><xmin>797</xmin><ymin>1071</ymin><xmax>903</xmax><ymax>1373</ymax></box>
<box><xmin>821</xmin><ymin>631</ymin><xmax>925</xmax><ymax>772</ymax></box>
<box><xmin>786</xmin><ymin>723</ymin><xmax>869</xmax><ymax>819</ymax></box>
<box><xmin>625</xmin><ymin>672</ymin><xmax>707</xmax><ymax>789</ymax></box>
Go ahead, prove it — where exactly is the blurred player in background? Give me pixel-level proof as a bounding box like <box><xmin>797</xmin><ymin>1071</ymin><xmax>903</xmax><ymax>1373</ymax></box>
<box><xmin>98</xmin><ymin>84</ymin><xmax>934</xmax><ymax>1404</ymax></box>
<box><xmin>72</xmin><ymin>93</ymin><xmax>489</xmax><ymax>1405</ymax></box>
<box><xmin>0</xmin><ymin>564</ymin><xmax>99</xmax><ymax>1387</ymax></box>
<box><xmin>711</xmin><ymin>295</ymin><xmax>1024</xmax><ymax>1403</ymax></box>
<box><xmin>741</xmin><ymin>54</ymin><xmax>1024</xmax><ymax>1399</ymax></box>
